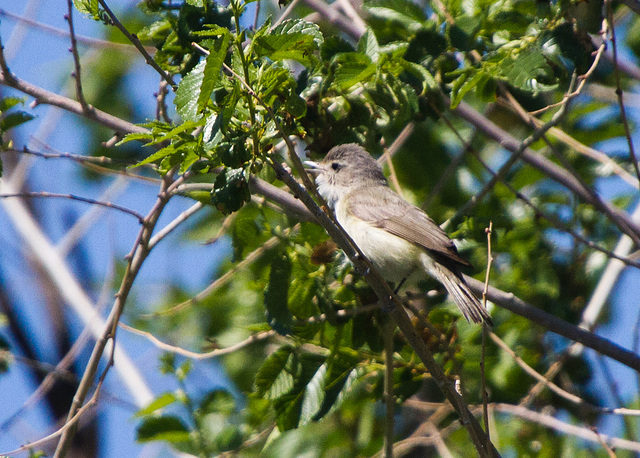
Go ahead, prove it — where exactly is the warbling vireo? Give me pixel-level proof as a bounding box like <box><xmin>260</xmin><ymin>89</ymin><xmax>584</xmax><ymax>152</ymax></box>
<box><xmin>304</xmin><ymin>143</ymin><xmax>492</xmax><ymax>325</ymax></box>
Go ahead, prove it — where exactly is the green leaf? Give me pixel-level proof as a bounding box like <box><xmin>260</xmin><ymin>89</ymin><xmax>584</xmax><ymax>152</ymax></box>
<box><xmin>255</xmin><ymin>345</ymin><xmax>296</xmax><ymax>399</ymax></box>
<box><xmin>298</xmin><ymin>363</ymin><xmax>327</xmax><ymax>425</ymax></box>
<box><xmin>136</xmin><ymin>415</ymin><xmax>190</xmax><ymax>443</ymax></box>
<box><xmin>272</xmin><ymin>353</ymin><xmax>326</xmax><ymax>430</ymax></box>
<box><xmin>498</xmin><ymin>48</ymin><xmax>557</xmax><ymax>94</ymax></box>
<box><xmin>450</xmin><ymin>71</ymin><xmax>490</xmax><ymax>108</ymax></box>
<box><xmin>332</xmin><ymin>53</ymin><xmax>376</xmax><ymax>90</ymax></box>
<box><xmin>73</xmin><ymin>0</ymin><xmax>100</xmax><ymax>19</ymax></box>
<box><xmin>174</xmin><ymin>33</ymin><xmax>229</xmax><ymax>122</ymax></box>
<box><xmin>198</xmin><ymin>35</ymin><xmax>231</xmax><ymax>110</ymax></box>
<box><xmin>254</xmin><ymin>20</ymin><xmax>323</xmax><ymax>66</ymax></box>
<box><xmin>211</xmin><ymin>167</ymin><xmax>251</xmax><ymax>214</ymax></box>
<box><xmin>200</xmin><ymin>389</ymin><xmax>236</xmax><ymax>415</ymax></box>
<box><xmin>264</xmin><ymin>250</ymin><xmax>293</xmax><ymax>334</ymax></box>
<box><xmin>364</xmin><ymin>0</ymin><xmax>426</xmax><ymax>30</ymax></box>
<box><xmin>135</xmin><ymin>392</ymin><xmax>178</xmax><ymax>417</ymax></box>
<box><xmin>175</xmin><ymin>60</ymin><xmax>208</xmax><ymax>122</ymax></box>
<box><xmin>129</xmin><ymin>144</ymin><xmax>176</xmax><ymax>168</ymax></box>
<box><xmin>0</xmin><ymin>97</ymin><xmax>26</xmax><ymax>112</ymax></box>
<box><xmin>357</xmin><ymin>29</ymin><xmax>380</xmax><ymax>63</ymax></box>
<box><xmin>0</xmin><ymin>111</ymin><xmax>35</xmax><ymax>132</ymax></box>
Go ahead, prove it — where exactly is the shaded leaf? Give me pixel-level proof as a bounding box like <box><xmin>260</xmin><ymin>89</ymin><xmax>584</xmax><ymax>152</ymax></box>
<box><xmin>0</xmin><ymin>111</ymin><xmax>35</xmax><ymax>132</ymax></box>
<box><xmin>255</xmin><ymin>345</ymin><xmax>296</xmax><ymax>399</ymax></box>
<box><xmin>264</xmin><ymin>250</ymin><xmax>293</xmax><ymax>334</ymax></box>
<box><xmin>136</xmin><ymin>415</ymin><xmax>190</xmax><ymax>443</ymax></box>
<box><xmin>211</xmin><ymin>167</ymin><xmax>251</xmax><ymax>214</ymax></box>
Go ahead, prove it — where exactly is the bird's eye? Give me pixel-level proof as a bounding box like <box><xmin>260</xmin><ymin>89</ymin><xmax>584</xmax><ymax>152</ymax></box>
<box><xmin>331</xmin><ymin>162</ymin><xmax>341</xmax><ymax>171</ymax></box>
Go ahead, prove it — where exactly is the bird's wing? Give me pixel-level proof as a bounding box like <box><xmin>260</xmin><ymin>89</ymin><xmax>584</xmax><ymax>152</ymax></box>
<box><xmin>345</xmin><ymin>188</ymin><xmax>471</xmax><ymax>267</ymax></box>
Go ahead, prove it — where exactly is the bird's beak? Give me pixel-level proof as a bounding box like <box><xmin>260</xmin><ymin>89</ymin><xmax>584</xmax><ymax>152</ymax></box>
<box><xmin>303</xmin><ymin>160</ymin><xmax>324</xmax><ymax>175</ymax></box>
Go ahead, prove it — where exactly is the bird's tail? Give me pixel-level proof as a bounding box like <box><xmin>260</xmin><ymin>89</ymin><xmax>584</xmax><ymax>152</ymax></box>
<box><xmin>431</xmin><ymin>262</ymin><xmax>492</xmax><ymax>325</ymax></box>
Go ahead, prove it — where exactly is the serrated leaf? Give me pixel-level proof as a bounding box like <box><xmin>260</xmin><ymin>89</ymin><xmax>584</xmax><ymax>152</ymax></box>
<box><xmin>272</xmin><ymin>19</ymin><xmax>323</xmax><ymax>48</ymax></box>
<box><xmin>255</xmin><ymin>345</ymin><xmax>296</xmax><ymax>399</ymax></box>
<box><xmin>129</xmin><ymin>144</ymin><xmax>176</xmax><ymax>168</ymax></box>
<box><xmin>116</xmin><ymin>132</ymin><xmax>154</xmax><ymax>145</ymax></box>
<box><xmin>0</xmin><ymin>111</ymin><xmax>34</xmax><ymax>132</ymax></box>
<box><xmin>198</xmin><ymin>34</ymin><xmax>230</xmax><ymax>109</ymax></box>
<box><xmin>299</xmin><ymin>363</ymin><xmax>327</xmax><ymax>425</ymax></box>
<box><xmin>73</xmin><ymin>0</ymin><xmax>100</xmax><ymax>19</ymax></box>
<box><xmin>357</xmin><ymin>29</ymin><xmax>380</xmax><ymax>63</ymax></box>
<box><xmin>272</xmin><ymin>353</ymin><xmax>326</xmax><ymax>430</ymax></box>
<box><xmin>332</xmin><ymin>53</ymin><xmax>376</xmax><ymax>90</ymax></box>
<box><xmin>254</xmin><ymin>20</ymin><xmax>323</xmax><ymax>66</ymax></box>
<box><xmin>135</xmin><ymin>392</ymin><xmax>178</xmax><ymax>417</ymax></box>
<box><xmin>136</xmin><ymin>415</ymin><xmax>190</xmax><ymax>443</ymax></box>
<box><xmin>498</xmin><ymin>48</ymin><xmax>557</xmax><ymax>94</ymax></box>
<box><xmin>264</xmin><ymin>250</ymin><xmax>293</xmax><ymax>334</ymax></box>
<box><xmin>174</xmin><ymin>33</ymin><xmax>229</xmax><ymax>122</ymax></box>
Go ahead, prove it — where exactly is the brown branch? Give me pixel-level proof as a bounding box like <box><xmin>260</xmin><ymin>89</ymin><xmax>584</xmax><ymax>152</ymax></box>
<box><xmin>0</xmin><ymin>191</ymin><xmax>145</xmax><ymax>222</ymax></box>
<box><xmin>453</xmin><ymin>100</ymin><xmax>640</xmax><ymax>246</ymax></box>
<box><xmin>96</xmin><ymin>0</ymin><xmax>176</xmax><ymax>90</ymax></box>
<box><xmin>464</xmin><ymin>276</ymin><xmax>640</xmax><ymax>372</ymax></box>
<box><xmin>65</xmin><ymin>0</ymin><xmax>90</xmax><ymax>111</ymax></box>
<box><xmin>0</xmin><ymin>37</ymin><xmax>146</xmax><ymax>136</ymax></box>
<box><xmin>119</xmin><ymin>324</ymin><xmax>276</xmax><ymax>359</ymax></box>
<box><xmin>606</xmin><ymin>1</ymin><xmax>640</xmax><ymax>184</ymax></box>
<box><xmin>0</xmin><ymin>8</ymin><xmax>150</xmax><ymax>52</ymax></box>
<box><xmin>53</xmin><ymin>171</ymin><xmax>178</xmax><ymax>457</ymax></box>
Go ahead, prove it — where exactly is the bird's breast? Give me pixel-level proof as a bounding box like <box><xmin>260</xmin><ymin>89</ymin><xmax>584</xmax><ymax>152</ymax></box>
<box><xmin>335</xmin><ymin>201</ymin><xmax>420</xmax><ymax>283</ymax></box>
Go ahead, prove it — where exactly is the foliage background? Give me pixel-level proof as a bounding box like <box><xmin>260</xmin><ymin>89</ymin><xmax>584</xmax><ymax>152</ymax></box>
<box><xmin>1</xmin><ymin>0</ymin><xmax>640</xmax><ymax>456</ymax></box>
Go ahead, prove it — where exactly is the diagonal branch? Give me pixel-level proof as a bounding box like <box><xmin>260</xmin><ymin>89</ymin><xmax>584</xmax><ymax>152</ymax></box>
<box><xmin>96</xmin><ymin>0</ymin><xmax>176</xmax><ymax>89</ymax></box>
<box><xmin>0</xmin><ymin>34</ymin><xmax>146</xmax><ymax>135</ymax></box>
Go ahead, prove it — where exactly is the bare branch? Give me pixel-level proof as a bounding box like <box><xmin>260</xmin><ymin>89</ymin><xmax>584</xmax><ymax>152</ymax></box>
<box><xmin>606</xmin><ymin>1</ymin><xmax>640</xmax><ymax>184</ymax></box>
<box><xmin>148</xmin><ymin>201</ymin><xmax>204</xmax><ymax>249</ymax></box>
<box><xmin>0</xmin><ymin>191</ymin><xmax>145</xmax><ymax>222</ymax></box>
<box><xmin>146</xmin><ymin>225</ymin><xmax>298</xmax><ymax>318</ymax></box>
<box><xmin>96</xmin><ymin>0</ymin><xmax>176</xmax><ymax>89</ymax></box>
<box><xmin>465</xmin><ymin>276</ymin><xmax>640</xmax><ymax>372</ymax></box>
<box><xmin>119</xmin><ymin>324</ymin><xmax>275</xmax><ymax>359</ymax></box>
<box><xmin>65</xmin><ymin>0</ymin><xmax>90</xmax><ymax>111</ymax></box>
<box><xmin>0</xmin><ymin>37</ymin><xmax>146</xmax><ymax>135</ymax></box>
<box><xmin>53</xmin><ymin>171</ymin><xmax>178</xmax><ymax>456</ymax></box>
<box><xmin>0</xmin><ymin>7</ymin><xmax>150</xmax><ymax>52</ymax></box>
<box><xmin>453</xmin><ymin>100</ymin><xmax>640</xmax><ymax>246</ymax></box>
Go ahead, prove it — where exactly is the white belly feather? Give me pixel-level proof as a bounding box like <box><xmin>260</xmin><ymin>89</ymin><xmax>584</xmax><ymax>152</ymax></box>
<box><xmin>336</xmin><ymin>202</ymin><xmax>421</xmax><ymax>283</ymax></box>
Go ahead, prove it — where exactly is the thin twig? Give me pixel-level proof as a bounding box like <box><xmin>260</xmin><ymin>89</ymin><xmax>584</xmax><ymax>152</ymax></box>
<box><xmin>155</xmin><ymin>78</ymin><xmax>172</xmax><ymax>123</ymax></box>
<box><xmin>382</xmin><ymin>318</ymin><xmax>395</xmax><ymax>458</ymax></box>
<box><xmin>606</xmin><ymin>0</ymin><xmax>640</xmax><ymax>184</ymax></box>
<box><xmin>65</xmin><ymin>0</ymin><xmax>90</xmax><ymax>111</ymax></box>
<box><xmin>96</xmin><ymin>0</ymin><xmax>176</xmax><ymax>89</ymax></box>
<box><xmin>0</xmin><ymin>7</ymin><xmax>150</xmax><ymax>52</ymax></box>
<box><xmin>0</xmin><ymin>191</ymin><xmax>145</xmax><ymax>222</ymax></box>
<box><xmin>490</xmin><ymin>332</ymin><xmax>640</xmax><ymax>416</ymax></box>
<box><xmin>145</xmin><ymin>226</ymin><xmax>298</xmax><ymax>317</ymax></box>
<box><xmin>148</xmin><ymin>201</ymin><xmax>204</xmax><ymax>249</ymax></box>
<box><xmin>445</xmin><ymin>77</ymin><xmax>576</xmax><ymax>229</ymax></box>
<box><xmin>481</xmin><ymin>221</ymin><xmax>493</xmax><ymax>443</ymax></box>
<box><xmin>119</xmin><ymin>324</ymin><xmax>275</xmax><ymax>359</ymax></box>
<box><xmin>53</xmin><ymin>171</ymin><xmax>178</xmax><ymax>457</ymax></box>
<box><xmin>0</xmin><ymin>35</ymin><xmax>146</xmax><ymax>135</ymax></box>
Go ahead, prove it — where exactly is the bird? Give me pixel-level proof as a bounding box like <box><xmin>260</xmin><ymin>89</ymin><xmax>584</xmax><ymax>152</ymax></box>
<box><xmin>304</xmin><ymin>143</ymin><xmax>492</xmax><ymax>325</ymax></box>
